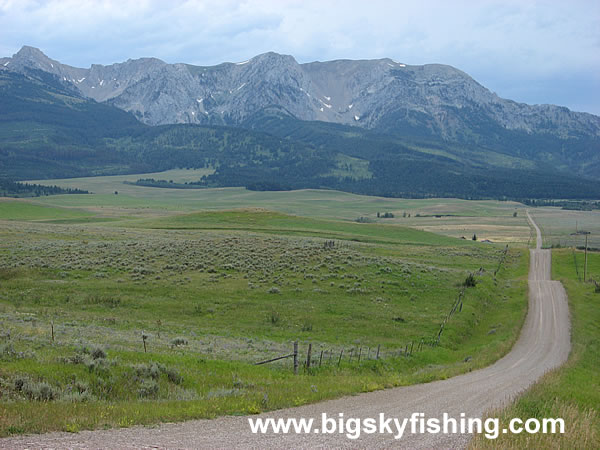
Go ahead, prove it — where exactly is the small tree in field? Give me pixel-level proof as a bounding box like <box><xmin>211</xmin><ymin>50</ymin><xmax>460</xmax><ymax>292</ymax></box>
<box><xmin>472</xmin><ymin>234</ymin><xmax>477</xmax><ymax>241</ymax></box>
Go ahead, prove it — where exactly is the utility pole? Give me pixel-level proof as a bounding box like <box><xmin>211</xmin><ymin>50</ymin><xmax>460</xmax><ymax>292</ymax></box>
<box><xmin>570</xmin><ymin>230</ymin><xmax>590</xmax><ymax>282</ymax></box>
<box><xmin>584</xmin><ymin>233</ymin><xmax>588</xmax><ymax>282</ymax></box>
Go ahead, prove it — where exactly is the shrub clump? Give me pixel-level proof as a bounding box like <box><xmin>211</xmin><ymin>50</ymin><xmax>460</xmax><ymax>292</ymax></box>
<box><xmin>90</xmin><ymin>346</ymin><xmax>107</xmax><ymax>360</ymax></box>
<box><xmin>137</xmin><ymin>380</ymin><xmax>159</xmax><ymax>398</ymax></box>
<box><xmin>85</xmin><ymin>357</ymin><xmax>110</xmax><ymax>374</ymax></box>
<box><xmin>63</xmin><ymin>353</ymin><xmax>86</xmax><ymax>365</ymax></box>
<box><xmin>15</xmin><ymin>379</ymin><xmax>57</xmax><ymax>401</ymax></box>
<box><xmin>463</xmin><ymin>273</ymin><xmax>477</xmax><ymax>287</ymax></box>
<box><xmin>171</xmin><ymin>337</ymin><xmax>188</xmax><ymax>347</ymax></box>
<box><xmin>132</xmin><ymin>362</ymin><xmax>183</xmax><ymax>386</ymax></box>
<box><xmin>0</xmin><ymin>343</ymin><xmax>16</xmax><ymax>360</ymax></box>
<box><xmin>0</xmin><ymin>343</ymin><xmax>32</xmax><ymax>361</ymax></box>
<box><xmin>133</xmin><ymin>362</ymin><xmax>165</xmax><ymax>380</ymax></box>
<box><xmin>61</xmin><ymin>346</ymin><xmax>108</xmax><ymax>370</ymax></box>
<box><xmin>165</xmin><ymin>368</ymin><xmax>183</xmax><ymax>385</ymax></box>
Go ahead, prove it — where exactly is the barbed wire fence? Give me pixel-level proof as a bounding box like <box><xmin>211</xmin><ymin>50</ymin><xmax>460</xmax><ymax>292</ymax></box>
<box><xmin>256</xmin><ymin>245</ymin><xmax>511</xmax><ymax>372</ymax></box>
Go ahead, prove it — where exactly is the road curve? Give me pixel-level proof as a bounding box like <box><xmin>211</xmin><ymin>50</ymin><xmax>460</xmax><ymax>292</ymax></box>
<box><xmin>1</xmin><ymin>212</ymin><xmax>571</xmax><ymax>449</ymax></box>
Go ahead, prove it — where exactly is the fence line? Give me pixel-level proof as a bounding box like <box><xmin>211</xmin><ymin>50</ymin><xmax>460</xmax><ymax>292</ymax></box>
<box><xmin>255</xmin><ymin>246</ymin><xmax>511</xmax><ymax>372</ymax></box>
<box><xmin>254</xmin><ymin>353</ymin><xmax>295</xmax><ymax>366</ymax></box>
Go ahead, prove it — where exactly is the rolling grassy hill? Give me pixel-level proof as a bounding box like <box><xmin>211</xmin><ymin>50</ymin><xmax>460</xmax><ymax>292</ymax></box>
<box><xmin>134</xmin><ymin>209</ymin><xmax>470</xmax><ymax>247</ymax></box>
<box><xmin>0</xmin><ymin>202</ymin><xmax>529</xmax><ymax>435</ymax></box>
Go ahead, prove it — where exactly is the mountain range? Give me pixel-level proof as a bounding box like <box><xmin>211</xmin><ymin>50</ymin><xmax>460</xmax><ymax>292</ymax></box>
<box><xmin>1</xmin><ymin>46</ymin><xmax>599</xmax><ymax>198</ymax></box>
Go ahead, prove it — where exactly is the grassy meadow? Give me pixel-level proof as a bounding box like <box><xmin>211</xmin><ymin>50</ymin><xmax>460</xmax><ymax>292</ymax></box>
<box><xmin>0</xmin><ymin>171</ymin><xmax>597</xmax><ymax>437</ymax></box>
<box><xmin>0</xmin><ymin>200</ymin><xmax>93</xmax><ymax>222</ymax></box>
<box><xmin>0</xmin><ymin>185</ymin><xmax>531</xmax><ymax>435</ymax></box>
<box><xmin>529</xmin><ymin>209</ymin><xmax>600</xmax><ymax>249</ymax></box>
<box><xmin>29</xmin><ymin>169</ymin><xmax>533</xmax><ymax>244</ymax></box>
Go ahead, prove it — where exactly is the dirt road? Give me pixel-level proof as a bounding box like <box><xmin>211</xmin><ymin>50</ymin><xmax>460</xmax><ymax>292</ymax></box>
<box><xmin>1</xmin><ymin>212</ymin><xmax>571</xmax><ymax>449</ymax></box>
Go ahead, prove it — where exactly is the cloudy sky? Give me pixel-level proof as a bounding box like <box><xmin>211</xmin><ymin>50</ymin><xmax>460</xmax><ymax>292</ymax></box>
<box><xmin>1</xmin><ymin>0</ymin><xmax>598</xmax><ymax>114</ymax></box>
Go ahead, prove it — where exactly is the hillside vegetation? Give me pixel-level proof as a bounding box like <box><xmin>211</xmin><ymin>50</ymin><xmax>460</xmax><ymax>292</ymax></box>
<box><xmin>0</xmin><ymin>204</ymin><xmax>528</xmax><ymax>435</ymax></box>
<box><xmin>1</xmin><ymin>70</ymin><xmax>600</xmax><ymax>199</ymax></box>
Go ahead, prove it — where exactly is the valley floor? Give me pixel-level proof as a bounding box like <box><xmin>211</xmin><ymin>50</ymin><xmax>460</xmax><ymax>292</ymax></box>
<box><xmin>0</xmin><ymin>212</ymin><xmax>580</xmax><ymax>448</ymax></box>
<box><xmin>0</xmin><ymin>175</ymin><xmax>597</xmax><ymax>447</ymax></box>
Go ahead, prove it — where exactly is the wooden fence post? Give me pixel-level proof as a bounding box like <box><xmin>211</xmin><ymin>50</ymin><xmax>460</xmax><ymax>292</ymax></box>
<box><xmin>293</xmin><ymin>341</ymin><xmax>298</xmax><ymax>375</ymax></box>
<box><xmin>338</xmin><ymin>349</ymin><xmax>344</xmax><ymax>367</ymax></box>
<box><xmin>376</xmin><ymin>344</ymin><xmax>381</xmax><ymax>360</ymax></box>
<box><xmin>306</xmin><ymin>343</ymin><xmax>312</xmax><ymax>370</ymax></box>
<box><xmin>319</xmin><ymin>350</ymin><xmax>323</xmax><ymax>367</ymax></box>
<box><xmin>51</xmin><ymin>321</ymin><xmax>54</xmax><ymax>342</ymax></box>
<box><xmin>358</xmin><ymin>347</ymin><xmax>362</xmax><ymax>363</ymax></box>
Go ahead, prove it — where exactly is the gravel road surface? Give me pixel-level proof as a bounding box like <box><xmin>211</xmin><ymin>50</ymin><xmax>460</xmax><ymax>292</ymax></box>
<box><xmin>1</xmin><ymin>212</ymin><xmax>571</xmax><ymax>449</ymax></box>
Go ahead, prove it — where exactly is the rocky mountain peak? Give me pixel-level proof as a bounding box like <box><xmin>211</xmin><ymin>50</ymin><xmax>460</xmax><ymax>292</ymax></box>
<box><xmin>1</xmin><ymin>47</ymin><xmax>598</xmax><ymax>138</ymax></box>
<box><xmin>250</xmin><ymin>51</ymin><xmax>297</xmax><ymax>65</ymax></box>
<box><xmin>14</xmin><ymin>45</ymin><xmax>48</xmax><ymax>60</ymax></box>
<box><xmin>9</xmin><ymin>45</ymin><xmax>63</xmax><ymax>74</ymax></box>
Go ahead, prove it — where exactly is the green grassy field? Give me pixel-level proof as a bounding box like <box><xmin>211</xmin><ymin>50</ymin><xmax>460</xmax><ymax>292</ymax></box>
<box><xmin>529</xmin><ymin>209</ymin><xmax>600</xmax><ymax>249</ymax></box>
<box><xmin>0</xmin><ymin>199</ymin><xmax>93</xmax><ymax>221</ymax></box>
<box><xmin>470</xmin><ymin>249</ymin><xmax>600</xmax><ymax>449</ymax></box>
<box><xmin>0</xmin><ymin>202</ymin><xmax>529</xmax><ymax>436</ymax></box>
<box><xmin>1</xmin><ymin>172</ymin><xmax>597</xmax><ymax>439</ymax></box>
<box><xmin>27</xmin><ymin>170</ymin><xmax>533</xmax><ymax>244</ymax></box>
<box><xmin>130</xmin><ymin>209</ymin><xmax>480</xmax><ymax>247</ymax></box>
